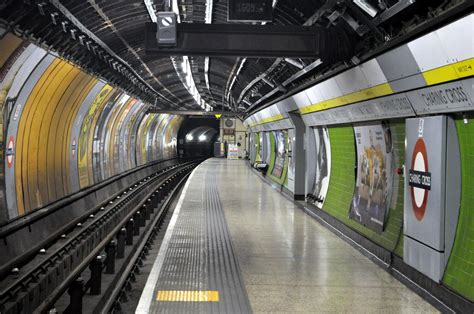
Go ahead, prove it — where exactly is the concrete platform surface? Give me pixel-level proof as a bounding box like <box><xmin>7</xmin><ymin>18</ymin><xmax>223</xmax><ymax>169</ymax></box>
<box><xmin>138</xmin><ymin>159</ymin><xmax>437</xmax><ymax>313</ymax></box>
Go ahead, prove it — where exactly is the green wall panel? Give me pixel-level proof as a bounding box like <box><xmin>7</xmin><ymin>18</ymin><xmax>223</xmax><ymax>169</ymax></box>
<box><xmin>255</xmin><ymin>132</ymin><xmax>261</xmax><ymax>163</ymax></box>
<box><xmin>443</xmin><ymin>118</ymin><xmax>474</xmax><ymax>301</ymax></box>
<box><xmin>322</xmin><ymin>124</ymin><xmax>405</xmax><ymax>255</ymax></box>
<box><xmin>322</xmin><ymin>126</ymin><xmax>356</xmax><ymax>225</ymax></box>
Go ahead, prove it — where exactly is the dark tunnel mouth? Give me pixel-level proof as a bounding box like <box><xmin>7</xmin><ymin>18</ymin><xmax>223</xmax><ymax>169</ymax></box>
<box><xmin>184</xmin><ymin>126</ymin><xmax>219</xmax><ymax>143</ymax></box>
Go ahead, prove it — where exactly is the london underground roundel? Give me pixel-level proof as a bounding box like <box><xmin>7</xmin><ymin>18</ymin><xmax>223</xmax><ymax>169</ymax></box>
<box><xmin>6</xmin><ymin>136</ymin><xmax>14</xmax><ymax>169</ymax></box>
<box><xmin>72</xmin><ymin>137</ymin><xmax>77</xmax><ymax>157</ymax></box>
<box><xmin>408</xmin><ymin>138</ymin><xmax>431</xmax><ymax>221</ymax></box>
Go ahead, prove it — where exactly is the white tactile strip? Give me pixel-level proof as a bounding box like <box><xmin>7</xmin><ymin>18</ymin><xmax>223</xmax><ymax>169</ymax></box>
<box><xmin>137</xmin><ymin>161</ymin><xmax>252</xmax><ymax>313</ymax></box>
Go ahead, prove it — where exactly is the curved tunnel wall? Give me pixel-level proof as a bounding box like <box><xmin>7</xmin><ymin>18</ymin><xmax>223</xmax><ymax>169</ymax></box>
<box><xmin>0</xmin><ymin>33</ymin><xmax>183</xmax><ymax>222</ymax></box>
<box><xmin>245</xmin><ymin>15</ymin><xmax>474</xmax><ymax>303</ymax></box>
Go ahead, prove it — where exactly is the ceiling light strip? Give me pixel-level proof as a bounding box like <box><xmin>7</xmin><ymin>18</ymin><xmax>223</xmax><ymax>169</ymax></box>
<box><xmin>205</xmin><ymin>0</ymin><xmax>213</xmax><ymax>24</ymax></box>
<box><xmin>182</xmin><ymin>56</ymin><xmax>213</xmax><ymax>111</ymax></box>
<box><xmin>144</xmin><ymin>0</ymin><xmax>157</xmax><ymax>22</ymax></box>
<box><xmin>204</xmin><ymin>0</ymin><xmax>213</xmax><ymax>100</ymax></box>
<box><xmin>204</xmin><ymin>57</ymin><xmax>211</xmax><ymax>91</ymax></box>
<box><xmin>171</xmin><ymin>0</ymin><xmax>181</xmax><ymax>23</ymax></box>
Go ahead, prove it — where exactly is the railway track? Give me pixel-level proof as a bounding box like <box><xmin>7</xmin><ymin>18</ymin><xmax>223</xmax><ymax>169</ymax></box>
<box><xmin>102</xmin><ymin>169</ymin><xmax>190</xmax><ymax>314</ymax></box>
<box><xmin>0</xmin><ymin>159</ymin><xmax>202</xmax><ymax>313</ymax></box>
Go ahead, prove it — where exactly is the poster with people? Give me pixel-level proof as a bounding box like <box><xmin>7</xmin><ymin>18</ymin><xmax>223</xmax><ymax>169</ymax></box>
<box><xmin>312</xmin><ymin>127</ymin><xmax>331</xmax><ymax>209</ymax></box>
<box><xmin>349</xmin><ymin>122</ymin><xmax>394</xmax><ymax>233</ymax></box>
<box><xmin>271</xmin><ymin>130</ymin><xmax>287</xmax><ymax>178</ymax></box>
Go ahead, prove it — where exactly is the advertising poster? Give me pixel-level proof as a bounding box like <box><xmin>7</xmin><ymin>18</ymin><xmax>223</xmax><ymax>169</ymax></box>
<box><xmin>271</xmin><ymin>130</ymin><xmax>287</xmax><ymax>178</ymax></box>
<box><xmin>312</xmin><ymin>127</ymin><xmax>331</xmax><ymax>209</ymax></box>
<box><xmin>287</xmin><ymin>129</ymin><xmax>295</xmax><ymax>191</ymax></box>
<box><xmin>349</xmin><ymin>122</ymin><xmax>393</xmax><ymax>233</ymax></box>
<box><xmin>227</xmin><ymin>144</ymin><xmax>239</xmax><ymax>160</ymax></box>
<box><xmin>258</xmin><ymin>133</ymin><xmax>263</xmax><ymax>162</ymax></box>
<box><xmin>263</xmin><ymin>132</ymin><xmax>271</xmax><ymax>164</ymax></box>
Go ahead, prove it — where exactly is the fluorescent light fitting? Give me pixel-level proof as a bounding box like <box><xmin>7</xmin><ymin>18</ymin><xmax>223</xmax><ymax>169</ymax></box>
<box><xmin>353</xmin><ymin>0</ymin><xmax>378</xmax><ymax>17</ymax></box>
<box><xmin>171</xmin><ymin>0</ymin><xmax>181</xmax><ymax>22</ymax></box>
<box><xmin>204</xmin><ymin>57</ymin><xmax>211</xmax><ymax>91</ymax></box>
<box><xmin>144</xmin><ymin>0</ymin><xmax>157</xmax><ymax>22</ymax></box>
<box><xmin>205</xmin><ymin>0</ymin><xmax>213</xmax><ymax>24</ymax></box>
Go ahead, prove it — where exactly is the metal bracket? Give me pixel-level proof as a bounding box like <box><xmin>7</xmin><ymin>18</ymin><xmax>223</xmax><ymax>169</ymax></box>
<box><xmin>373</xmin><ymin>0</ymin><xmax>416</xmax><ymax>25</ymax></box>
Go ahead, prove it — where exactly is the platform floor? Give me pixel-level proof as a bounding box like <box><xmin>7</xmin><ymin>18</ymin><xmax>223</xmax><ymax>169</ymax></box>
<box><xmin>137</xmin><ymin>159</ymin><xmax>437</xmax><ymax>313</ymax></box>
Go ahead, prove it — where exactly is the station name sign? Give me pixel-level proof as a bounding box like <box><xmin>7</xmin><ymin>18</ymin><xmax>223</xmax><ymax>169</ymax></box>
<box><xmin>408</xmin><ymin>169</ymin><xmax>431</xmax><ymax>190</ymax></box>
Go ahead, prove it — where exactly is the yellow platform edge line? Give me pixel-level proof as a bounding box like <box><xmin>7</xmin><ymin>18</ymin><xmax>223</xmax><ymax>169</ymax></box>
<box><xmin>156</xmin><ymin>290</ymin><xmax>220</xmax><ymax>302</ymax></box>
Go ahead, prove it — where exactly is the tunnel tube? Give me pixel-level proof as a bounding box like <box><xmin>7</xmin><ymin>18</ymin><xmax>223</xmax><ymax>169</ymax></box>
<box><xmin>0</xmin><ymin>33</ymin><xmax>183</xmax><ymax>222</ymax></box>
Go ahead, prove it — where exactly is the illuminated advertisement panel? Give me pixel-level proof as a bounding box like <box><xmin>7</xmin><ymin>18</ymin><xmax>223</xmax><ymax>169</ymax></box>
<box><xmin>349</xmin><ymin>122</ymin><xmax>394</xmax><ymax>233</ymax></box>
<box><xmin>271</xmin><ymin>130</ymin><xmax>287</xmax><ymax>178</ymax></box>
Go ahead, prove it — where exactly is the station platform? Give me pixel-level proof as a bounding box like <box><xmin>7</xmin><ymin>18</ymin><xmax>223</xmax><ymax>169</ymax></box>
<box><xmin>136</xmin><ymin>159</ymin><xmax>436</xmax><ymax>313</ymax></box>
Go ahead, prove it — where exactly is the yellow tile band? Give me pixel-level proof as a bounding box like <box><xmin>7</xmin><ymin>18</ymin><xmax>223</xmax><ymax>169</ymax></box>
<box><xmin>299</xmin><ymin>82</ymin><xmax>393</xmax><ymax>115</ymax></box>
<box><xmin>422</xmin><ymin>58</ymin><xmax>474</xmax><ymax>85</ymax></box>
<box><xmin>249</xmin><ymin>113</ymin><xmax>285</xmax><ymax>127</ymax></box>
<box><xmin>156</xmin><ymin>290</ymin><xmax>220</xmax><ymax>302</ymax></box>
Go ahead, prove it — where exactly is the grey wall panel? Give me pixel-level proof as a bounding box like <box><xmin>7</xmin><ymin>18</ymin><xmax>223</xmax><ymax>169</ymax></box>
<box><xmin>288</xmin><ymin>113</ymin><xmax>306</xmax><ymax>197</ymax></box>
<box><xmin>305</xmin><ymin>126</ymin><xmax>317</xmax><ymax>196</ymax></box>
<box><xmin>5</xmin><ymin>54</ymin><xmax>54</xmax><ymax>219</ymax></box>
<box><xmin>249</xmin><ymin>132</ymin><xmax>257</xmax><ymax>164</ymax></box>
<box><xmin>259</xmin><ymin>118</ymin><xmax>294</xmax><ymax>131</ymax></box>
<box><xmin>405</xmin><ymin>116</ymin><xmax>447</xmax><ymax>250</ymax></box>
<box><xmin>403</xmin><ymin>116</ymin><xmax>461</xmax><ymax>282</ymax></box>
<box><xmin>94</xmin><ymin>91</ymin><xmax>119</xmax><ymax>182</ymax></box>
<box><xmin>302</xmin><ymin>93</ymin><xmax>416</xmax><ymax>127</ymax></box>
<box><xmin>131</xmin><ymin>111</ymin><xmax>146</xmax><ymax>168</ymax></box>
<box><xmin>118</xmin><ymin>104</ymin><xmax>141</xmax><ymax>173</ymax></box>
<box><xmin>146</xmin><ymin>115</ymin><xmax>160</xmax><ymax>163</ymax></box>
<box><xmin>69</xmin><ymin>81</ymin><xmax>105</xmax><ymax>193</ymax></box>
<box><xmin>444</xmin><ymin>117</ymin><xmax>462</xmax><ymax>268</ymax></box>
<box><xmin>276</xmin><ymin>97</ymin><xmax>298</xmax><ymax>113</ymax></box>
<box><xmin>377</xmin><ymin>44</ymin><xmax>423</xmax><ymax>82</ymax></box>
<box><xmin>389</xmin><ymin>74</ymin><xmax>427</xmax><ymax>93</ymax></box>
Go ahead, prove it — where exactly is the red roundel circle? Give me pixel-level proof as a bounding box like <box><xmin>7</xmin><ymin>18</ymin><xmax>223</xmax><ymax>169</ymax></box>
<box><xmin>7</xmin><ymin>136</ymin><xmax>14</xmax><ymax>169</ymax></box>
<box><xmin>410</xmin><ymin>138</ymin><xmax>429</xmax><ymax>221</ymax></box>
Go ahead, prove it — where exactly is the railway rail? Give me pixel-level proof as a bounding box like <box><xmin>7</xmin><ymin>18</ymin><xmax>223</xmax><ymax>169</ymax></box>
<box><xmin>0</xmin><ymin>159</ymin><xmax>202</xmax><ymax>313</ymax></box>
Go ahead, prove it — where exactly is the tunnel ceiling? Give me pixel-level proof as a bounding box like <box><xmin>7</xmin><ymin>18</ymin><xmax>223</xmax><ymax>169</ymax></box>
<box><xmin>0</xmin><ymin>0</ymin><xmax>469</xmax><ymax>114</ymax></box>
